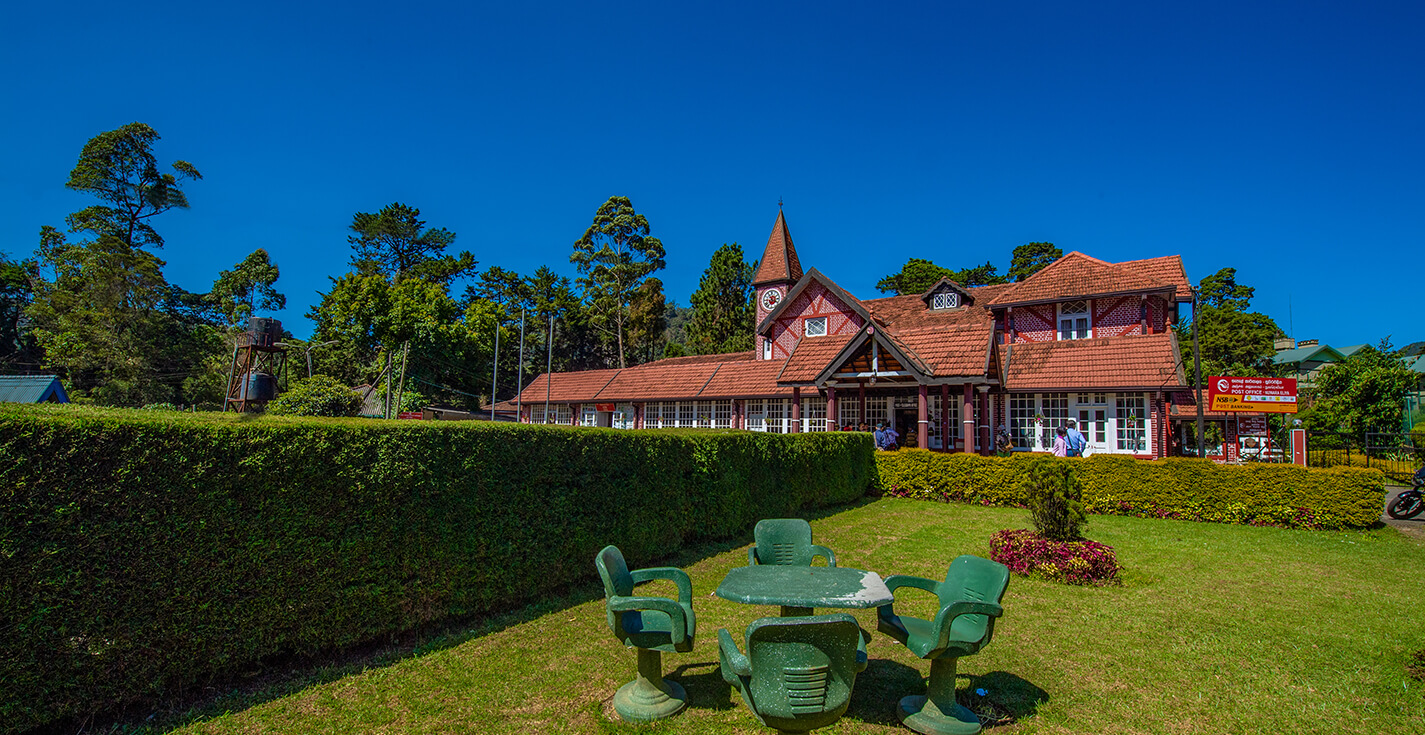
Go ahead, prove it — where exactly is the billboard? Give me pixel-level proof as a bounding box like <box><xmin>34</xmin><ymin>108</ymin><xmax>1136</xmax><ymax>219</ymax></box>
<box><xmin>1207</xmin><ymin>376</ymin><xmax>1297</xmax><ymax>414</ymax></box>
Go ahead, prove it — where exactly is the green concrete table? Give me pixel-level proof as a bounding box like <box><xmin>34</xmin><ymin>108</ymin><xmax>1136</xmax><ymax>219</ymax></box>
<box><xmin>716</xmin><ymin>565</ymin><xmax>894</xmax><ymax>617</ymax></box>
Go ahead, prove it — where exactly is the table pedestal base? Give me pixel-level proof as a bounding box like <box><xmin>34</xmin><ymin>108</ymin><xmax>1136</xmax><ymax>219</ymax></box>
<box><xmin>780</xmin><ymin>605</ymin><xmax>814</xmax><ymax>617</ymax></box>
<box><xmin>897</xmin><ymin>657</ymin><xmax>981</xmax><ymax>735</ymax></box>
<box><xmin>613</xmin><ymin>649</ymin><xmax>687</xmax><ymax>722</ymax></box>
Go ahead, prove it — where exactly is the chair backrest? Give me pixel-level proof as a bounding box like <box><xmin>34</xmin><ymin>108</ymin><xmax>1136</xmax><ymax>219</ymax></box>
<box><xmin>742</xmin><ymin>614</ymin><xmax>863</xmax><ymax>730</ymax></box>
<box><xmin>939</xmin><ymin>554</ymin><xmax>1011</xmax><ymax>644</ymax></box>
<box><xmin>595</xmin><ymin>545</ymin><xmax>634</xmax><ymax>598</ymax></box>
<box><xmin>752</xmin><ymin>518</ymin><xmax>816</xmax><ymax>566</ymax></box>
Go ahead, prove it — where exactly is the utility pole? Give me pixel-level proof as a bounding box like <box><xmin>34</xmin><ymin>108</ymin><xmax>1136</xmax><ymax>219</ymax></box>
<box><xmin>544</xmin><ymin>313</ymin><xmax>554</xmax><ymax>422</ymax></box>
<box><xmin>383</xmin><ymin>349</ymin><xmax>394</xmax><ymax>419</ymax></box>
<box><xmin>490</xmin><ymin>318</ymin><xmax>500</xmax><ymax>421</ymax></box>
<box><xmin>515</xmin><ymin>310</ymin><xmax>526</xmax><ymax>420</ymax></box>
<box><xmin>394</xmin><ymin>342</ymin><xmax>410</xmax><ymax>417</ymax></box>
<box><xmin>1193</xmin><ymin>288</ymin><xmax>1204</xmax><ymax>458</ymax></box>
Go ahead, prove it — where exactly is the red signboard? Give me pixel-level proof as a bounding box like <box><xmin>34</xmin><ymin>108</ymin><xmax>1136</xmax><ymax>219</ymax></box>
<box><xmin>595</xmin><ymin>403</ymin><xmax>617</xmax><ymax>412</ymax></box>
<box><xmin>397</xmin><ymin>411</ymin><xmax>423</xmax><ymax>420</ymax></box>
<box><xmin>1207</xmin><ymin>376</ymin><xmax>1297</xmax><ymax>414</ymax></box>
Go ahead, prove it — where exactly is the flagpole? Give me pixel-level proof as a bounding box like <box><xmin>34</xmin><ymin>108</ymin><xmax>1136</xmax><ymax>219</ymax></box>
<box><xmin>490</xmin><ymin>316</ymin><xmax>500</xmax><ymax>421</ymax></box>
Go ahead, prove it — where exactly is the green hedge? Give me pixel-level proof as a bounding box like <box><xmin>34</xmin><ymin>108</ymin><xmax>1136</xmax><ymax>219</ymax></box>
<box><xmin>876</xmin><ymin>449</ymin><xmax>1384</xmax><ymax>530</ymax></box>
<box><xmin>0</xmin><ymin>406</ymin><xmax>874</xmax><ymax>733</ymax></box>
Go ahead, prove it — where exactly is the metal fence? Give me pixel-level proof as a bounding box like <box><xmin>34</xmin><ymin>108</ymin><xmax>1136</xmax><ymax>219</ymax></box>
<box><xmin>1308</xmin><ymin>430</ymin><xmax>1424</xmax><ymax>483</ymax></box>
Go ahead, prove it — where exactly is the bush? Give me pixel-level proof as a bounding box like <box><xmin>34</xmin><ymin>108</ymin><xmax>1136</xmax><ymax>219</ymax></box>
<box><xmin>989</xmin><ymin>529</ymin><xmax>1120</xmax><ymax>585</ymax></box>
<box><xmin>0</xmin><ymin>407</ymin><xmax>874</xmax><ymax>732</ymax></box>
<box><xmin>1021</xmin><ymin>459</ymin><xmax>1087</xmax><ymax>541</ymax></box>
<box><xmin>875</xmin><ymin>449</ymin><xmax>1385</xmax><ymax>529</ymax></box>
<box><xmin>265</xmin><ymin>375</ymin><xmax>363</xmax><ymax>417</ymax></box>
<box><xmin>140</xmin><ymin>402</ymin><xmax>180</xmax><ymax>411</ymax></box>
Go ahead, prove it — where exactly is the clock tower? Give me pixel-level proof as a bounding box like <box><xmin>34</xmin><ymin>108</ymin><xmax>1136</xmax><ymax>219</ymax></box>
<box><xmin>752</xmin><ymin>208</ymin><xmax>803</xmax><ymax>360</ymax></box>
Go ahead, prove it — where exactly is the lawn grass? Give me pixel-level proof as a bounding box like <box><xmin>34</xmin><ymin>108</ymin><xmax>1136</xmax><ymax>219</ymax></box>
<box><xmin>134</xmin><ymin>499</ymin><xmax>1425</xmax><ymax>734</ymax></box>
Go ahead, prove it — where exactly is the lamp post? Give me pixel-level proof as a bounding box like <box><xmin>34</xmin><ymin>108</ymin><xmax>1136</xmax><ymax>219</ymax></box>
<box><xmin>275</xmin><ymin>340</ymin><xmax>338</xmax><ymax>379</ymax></box>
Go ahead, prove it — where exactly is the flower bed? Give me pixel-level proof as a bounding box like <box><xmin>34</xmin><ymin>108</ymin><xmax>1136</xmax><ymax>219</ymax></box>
<box><xmin>988</xmin><ymin>529</ymin><xmax>1121</xmax><ymax>585</ymax></box>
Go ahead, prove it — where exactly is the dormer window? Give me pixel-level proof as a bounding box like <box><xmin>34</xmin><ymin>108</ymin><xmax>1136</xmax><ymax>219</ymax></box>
<box><xmin>805</xmin><ymin>316</ymin><xmax>828</xmax><ymax>337</ymax></box>
<box><xmin>763</xmin><ymin>338</ymin><xmax>773</xmax><ymax>359</ymax></box>
<box><xmin>1059</xmin><ymin>300</ymin><xmax>1092</xmax><ymax>340</ymax></box>
<box><xmin>931</xmin><ymin>291</ymin><xmax>960</xmax><ymax>310</ymax></box>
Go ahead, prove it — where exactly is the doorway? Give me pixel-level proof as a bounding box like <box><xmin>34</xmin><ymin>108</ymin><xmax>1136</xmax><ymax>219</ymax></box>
<box><xmin>894</xmin><ymin>409</ymin><xmax>919</xmax><ymax>448</ymax></box>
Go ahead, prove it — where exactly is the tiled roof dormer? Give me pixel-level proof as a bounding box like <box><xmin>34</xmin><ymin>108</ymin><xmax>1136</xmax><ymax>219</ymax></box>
<box><xmin>987</xmin><ymin>251</ymin><xmax>1174</xmax><ymax>306</ymax></box>
<box><xmin>919</xmin><ymin>277</ymin><xmax>974</xmax><ymax>310</ymax></box>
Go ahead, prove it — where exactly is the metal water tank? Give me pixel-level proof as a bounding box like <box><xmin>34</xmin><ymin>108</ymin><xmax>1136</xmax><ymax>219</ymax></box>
<box><xmin>246</xmin><ymin>317</ymin><xmax>283</xmax><ymax>347</ymax></box>
<box><xmin>240</xmin><ymin>372</ymin><xmax>277</xmax><ymax>401</ymax></box>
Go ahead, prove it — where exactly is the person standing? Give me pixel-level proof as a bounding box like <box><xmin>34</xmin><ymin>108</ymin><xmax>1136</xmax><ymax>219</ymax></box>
<box><xmin>883</xmin><ymin>423</ymin><xmax>901</xmax><ymax>451</ymax></box>
<box><xmin>1052</xmin><ymin>426</ymin><xmax>1069</xmax><ymax>457</ymax></box>
<box><xmin>1066</xmin><ymin>419</ymin><xmax>1086</xmax><ymax>458</ymax></box>
<box><xmin>874</xmin><ymin>422</ymin><xmax>887</xmax><ymax>450</ymax></box>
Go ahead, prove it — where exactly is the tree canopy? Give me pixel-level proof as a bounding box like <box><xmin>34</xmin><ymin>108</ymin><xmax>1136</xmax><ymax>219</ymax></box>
<box><xmin>876</xmin><ymin>257</ymin><xmax>1007</xmax><ymax>295</ymax></box>
<box><xmin>349</xmin><ymin>203</ymin><xmax>475</xmax><ymax>285</ymax></box>
<box><xmin>1008</xmin><ymin>242</ymin><xmax>1062</xmax><ymax>282</ymax></box>
<box><xmin>570</xmin><ymin>196</ymin><xmax>666</xmax><ymax>368</ymax></box>
<box><xmin>1303</xmin><ymin>340</ymin><xmax>1418</xmax><ymax>433</ymax></box>
<box><xmin>1176</xmin><ymin>267</ymin><xmax>1282</xmax><ymax>384</ymax></box>
<box><xmin>63</xmin><ymin>122</ymin><xmax>201</xmax><ymax>249</ymax></box>
<box><xmin>686</xmin><ymin>242</ymin><xmax>756</xmax><ymax>354</ymax></box>
<box><xmin>211</xmin><ymin>249</ymin><xmax>285</xmax><ymax>326</ymax></box>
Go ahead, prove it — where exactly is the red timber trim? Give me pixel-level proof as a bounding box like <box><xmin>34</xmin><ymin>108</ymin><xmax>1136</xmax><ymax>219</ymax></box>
<box><xmin>917</xmin><ymin>384</ymin><xmax>929</xmax><ymax>450</ymax></box>
<box><xmin>826</xmin><ymin>387</ymin><xmax>838</xmax><ymax>431</ymax></box>
<box><xmin>940</xmin><ymin>384</ymin><xmax>950</xmax><ymax>453</ymax></box>
<box><xmin>961</xmin><ymin>384</ymin><xmax>974</xmax><ymax>454</ymax></box>
<box><xmin>791</xmin><ymin>387</ymin><xmax>802</xmax><ymax>433</ymax></box>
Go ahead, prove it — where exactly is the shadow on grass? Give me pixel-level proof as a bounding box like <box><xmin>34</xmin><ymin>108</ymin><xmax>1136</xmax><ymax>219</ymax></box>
<box><xmin>846</xmin><ymin>665</ymin><xmax>1048</xmax><ymax>729</ymax></box>
<box><xmin>33</xmin><ymin>494</ymin><xmax>883</xmax><ymax>735</ymax></box>
<box><xmin>667</xmin><ymin>661</ymin><xmax>735</xmax><ymax>712</ymax></box>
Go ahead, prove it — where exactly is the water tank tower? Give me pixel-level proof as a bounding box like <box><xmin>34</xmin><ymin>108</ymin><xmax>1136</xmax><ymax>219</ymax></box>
<box><xmin>224</xmin><ymin>317</ymin><xmax>290</xmax><ymax>412</ymax></box>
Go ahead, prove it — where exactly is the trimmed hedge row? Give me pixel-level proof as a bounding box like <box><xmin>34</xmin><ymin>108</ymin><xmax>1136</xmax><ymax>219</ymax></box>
<box><xmin>0</xmin><ymin>406</ymin><xmax>874</xmax><ymax>733</ymax></box>
<box><xmin>876</xmin><ymin>449</ymin><xmax>1385</xmax><ymax>529</ymax></box>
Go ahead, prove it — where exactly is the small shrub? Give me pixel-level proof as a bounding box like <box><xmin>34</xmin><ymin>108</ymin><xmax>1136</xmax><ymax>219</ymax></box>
<box><xmin>989</xmin><ymin>528</ymin><xmax>1119</xmax><ymax>585</ymax></box>
<box><xmin>141</xmin><ymin>402</ymin><xmax>180</xmax><ymax>411</ymax></box>
<box><xmin>266</xmin><ymin>375</ymin><xmax>363</xmax><ymax>417</ymax></box>
<box><xmin>1021</xmin><ymin>458</ymin><xmax>1087</xmax><ymax>541</ymax></box>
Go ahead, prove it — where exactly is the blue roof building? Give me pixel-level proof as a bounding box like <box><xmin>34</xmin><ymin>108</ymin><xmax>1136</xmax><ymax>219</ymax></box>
<box><xmin>0</xmin><ymin>375</ymin><xmax>70</xmax><ymax>403</ymax></box>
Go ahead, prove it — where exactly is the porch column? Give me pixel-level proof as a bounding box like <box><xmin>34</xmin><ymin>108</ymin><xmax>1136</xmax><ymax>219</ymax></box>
<box><xmin>634</xmin><ymin>403</ymin><xmax>643</xmax><ymax>430</ymax></box>
<box><xmin>917</xmin><ymin>384</ymin><xmax>929</xmax><ymax>450</ymax></box>
<box><xmin>826</xmin><ymin>387</ymin><xmax>838</xmax><ymax>431</ymax></box>
<box><xmin>940</xmin><ymin>385</ymin><xmax>950</xmax><ymax>453</ymax></box>
<box><xmin>978</xmin><ymin>387</ymin><xmax>991</xmax><ymax>456</ymax></box>
<box><xmin>858</xmin><ymin>383</ymin><xmax>866</xmax><ymax>425</ymax></box>
<box><xmin>733</xmin><ymin>399</ymin><xmax>742</xmax><ymax>430</ymax></box>
<box><xmin>962</xmin><ymin>384</ymin><xmax>975</xmax><ymax>454</ymax></box>
<box><xmin>791</xmin><ymin>387</ymin><xmax>802</xmax><ymax>434</ymax></box>
<box><xmin>1140</xmin><ymin>294</ymin><xmax>1148</xmax><ymax>335</ymax></box>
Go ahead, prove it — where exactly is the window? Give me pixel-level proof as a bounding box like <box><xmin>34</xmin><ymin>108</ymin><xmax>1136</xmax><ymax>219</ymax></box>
<box><xmin>712</xmin><ymin>400</ymin><xmax>732</xmax><ymax>428</ymax></box>
<box><xmin>805</xmin><ymin>316</ymin><xmax>828</xmax><ymax>337</ymax></box>
<box><xmin>1115</xmin><ymin>393</ymin><xmax>1147</xmax><ymax>452</ymax></box>
<box><xmin>581</xmin><ymin>405</ymin><xmax>597</xmax><ymax>426</ymax></box>
<box><xmin>1010</xmin><ymin>394</ymin><xmax>1036</xmax><ymax>449</ymax></box>
<box><xmin>804</xmin><ymin>396</ymin><xmax>827</xmax><ymax>432</ymax></box>
<box><xmin>764</xmin><ymin>399</ymin><xmax>787</xmax><ymax>433</ymax></box>
<box><xmin>677</xmin><ymin>401</ymin><xmax>695</xmax><ymax>428</ymax></box>
<box><xmin>1058</xmin><ymin>300</ymin><xmax>1091</xmax><ymax>340</ymax></box>
<box><xmin>931</xmin><ymin>291</ymin><xmax>960</xmax><ymax>310</ymax></box>
<box><xmin>865</xmin><ymin>395</ymin><xmax>889</xmax><ymax>425</ymax></box>
<box><xmin>553</xmin><ymin>404</ymin><xmax>572</xmax><ymax>425</ymax></box>
<box><xmin>529</xmin><ymin>404</ymin><xmax>544</xmax><ymax>424</ymax></box>
<box><xmin>1039</xmin><ymin>393</ymin><xmax>1068</xmax><ymax>449</ymax></box>
<box><xmin>762</xmin><ymin>339</ymin><xmax>772</xmax><ymax>360</ymax></box>
<box><xmin>838</xmin><ymin>400</ymin><xmax>859</xmax><ymax>427</ymax></box>
<box><xmin>614</xmin><ymin>403</ymin><xmax>635</xmax><ymax>430</ymax></box>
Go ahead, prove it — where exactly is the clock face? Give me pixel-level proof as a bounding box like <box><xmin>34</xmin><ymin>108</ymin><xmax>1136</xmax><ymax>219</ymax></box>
<box><xmin>760</xmin><ymin>288</ymin><xmax>783</xmax><ymax>312</ymax></box>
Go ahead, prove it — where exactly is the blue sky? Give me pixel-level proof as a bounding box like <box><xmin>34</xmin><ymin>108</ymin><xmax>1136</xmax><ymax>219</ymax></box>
<box><xmin>2</xmin><ymin>1</ymin><xmax>1420</xmax><ymax>347</ymax></box>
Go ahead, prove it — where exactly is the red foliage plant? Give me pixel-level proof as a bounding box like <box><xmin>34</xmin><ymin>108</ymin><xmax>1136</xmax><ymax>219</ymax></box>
<box><xmin>989</xmin><ymin>529</ymin><xmax>1120</xmax><ymax>586</ymax></box>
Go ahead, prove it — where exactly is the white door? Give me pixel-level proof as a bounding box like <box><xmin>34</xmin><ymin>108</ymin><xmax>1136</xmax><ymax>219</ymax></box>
<box><xmin>1078</xmin><ymin>408</ymin><xmax>1109</xmax><ymax>454</ymax></box>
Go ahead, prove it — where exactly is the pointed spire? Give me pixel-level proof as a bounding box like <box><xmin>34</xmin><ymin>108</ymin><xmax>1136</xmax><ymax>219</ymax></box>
<box><xmin>752</xmin><ymin>209</ymin><xmax>803</xmax><ymax>286</ymax></box>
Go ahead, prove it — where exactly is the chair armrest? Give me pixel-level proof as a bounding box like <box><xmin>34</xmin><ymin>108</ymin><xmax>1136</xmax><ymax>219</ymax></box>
<box><xmin>608</xmin><ymin>595</ymin><xmax>689</xmax><ymax>644</ymax></box>
<box><xmin>930</xmin><ymin>600</ymin><xmax>1004</xmax><ymax>644</ymax></box>
<box><xmin>810</xmin><ymin>545</ymin><xmax>838</xmax><ymax>567</ymax></box>
<box><xmin>631</xmin><ymin>567</ymin><xmax>693</xmax><ymax>604</ymax></box>
<box><xmin>883</xmin><ymin>574</ymin><xmax>939</xmax><ymax>595</ymax></box>
<box><xmin>718</xmin><ymin>628</ymin><xmax>752</xmax><ymax>678</ymax></box>
<box><xmin>748</xmin><ymin>546</ymin><xmax>759</xmax><ymax>566</ymax></box>
<box><xmin>855</xmin><ymin>627</ymin><xmax>869</xmax><ymax>672</ymax></box>
<box><xmin>878</xmin><ymin>575</ymin><xmax>940</xmax><ymax>625</ymax></box>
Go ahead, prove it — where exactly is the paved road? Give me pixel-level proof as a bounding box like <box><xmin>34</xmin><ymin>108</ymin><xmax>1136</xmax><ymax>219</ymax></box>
<box><xmin>1384</xmin><ymin>484</ymin><xmax>1425</xmax><ymax>539</ymax></box>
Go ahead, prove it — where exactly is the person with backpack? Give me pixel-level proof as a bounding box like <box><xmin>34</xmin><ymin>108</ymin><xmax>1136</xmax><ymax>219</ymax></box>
<box><xmin>1065</xmin><ymin>419</ymin><xmax>1086</xmax><ymax>457</ymax></box>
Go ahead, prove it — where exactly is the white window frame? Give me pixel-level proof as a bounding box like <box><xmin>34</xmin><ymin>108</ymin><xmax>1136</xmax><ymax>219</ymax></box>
<box><xmin>865</xmin><ymin>396</ymin><xmax>889</xmax><ymax>426</ymax></box>
<box><xmin>1115</xmin><ymin>393</ymin><xmax>1149</xmax><ymax>453</ymax></box>
<box><xmin>805</xmin><ymin>316</ymin><xmax>828</xmax><ymax>337</ymax></box>
<box><xmin>712</xmin><ymin>400</ymin><xmax>732</xmax><ymax>429</ymax></box>
<box><xmin>838</xmin><ymin>399</ymin><xmax>859</xmax><ymax>428</ymax></box>
<box><xmin>1058</xmin><ymin>300</ymin><xmax>1092</xmax><ymax>341</ymax></box>
<box><xmin>581</xmin><ymin>405</ymin><xmax>597</xmax><ymax>426</ymax></box>
<box><xmin>762</xmin><ymin>339</ymin><xmax>773</xmax><ymax>360</ymax></box>
<box><xmin>1009</xmin><ymin>394</ymin><xmax>1036</xmax><ymax>449</ymax></box>
<box><xmin>614</xmin><ymin>403</ymin><xmax>635</xmax><ymax>430</ymax></box>
<box><xmin>931</xmin><ymin>291</ymin><xmax>960</xmax><ymax>310</ymax></box>
<box><xmin>804</xmin><ymin>395</ymin><xmax>827</xmax><ymax>432</ymax></box>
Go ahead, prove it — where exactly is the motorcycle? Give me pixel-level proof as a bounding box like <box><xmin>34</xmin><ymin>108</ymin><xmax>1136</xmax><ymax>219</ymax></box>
<box><xmin>1386</xmin><ymin>466</ymin><xmax>1425</xmax><ymax>520</ymax></box>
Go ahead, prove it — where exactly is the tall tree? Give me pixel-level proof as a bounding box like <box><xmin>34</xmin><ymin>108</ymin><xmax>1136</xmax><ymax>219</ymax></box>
<box><xmin>626</xmin><ymin>277</ymin><xmax>668</xmax><ymax>365</ymax></box>
<box><xmin>570</xmin><ymin>196</ymin><xmax>666</xmax><ymax>369</ymax></box>
<box><xmin>349</xmin><ymin>203</ymin><xmax>475</xmax><ymax>285</ymax></box>
<box><xmin>27</xmin><ymin>124</ymin><xmax>219</xmax><ymax>405</ymax></box>
<box><xmin>947</xmin><ymin>261</ymin><xmax>1008</xmax><ymax>287</ymax></box>
<box><xmin>686</xmin><ymin>242</ymin><xmax>755</xmax><ymax>354</ymax></box>
<box><xmin>211</xmin><ymin>248</ymin><xmax>285</xmax><ymax>326</ymax></box>
<box><xmin>0</xmin><ymin>254</ymin><xmax>38</xmax><ymax>369</ymax></box>
<box><xmin>1008</xmin><ymin>242</ymin><xmax>1062</xmax><ymax>282</ymax></box>
<box><xmin>876</xmin><ymin>258</ymin><xmax>953</xmax><ymax>295</ymax></box>
<box><xmin>1175</xmin><ymin>267</ymin><xmax>1282</xmax><ymax>384</ymax></box>
<box><xmin>64</xmin><ymin>122</ymin><xmax>201</xmax><ymax>249</ymax></box>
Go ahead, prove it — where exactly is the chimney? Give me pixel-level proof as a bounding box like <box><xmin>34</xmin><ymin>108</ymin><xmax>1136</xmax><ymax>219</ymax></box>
<box><xmin>1298</xmin><ymin>339</ymin><xmax>1319</xmax><ymax>348</ymax></box>
<box><xmin>1273</xmin><ymin>338</ymin><xmax>1296</xmax><ymax>352</ymax></box>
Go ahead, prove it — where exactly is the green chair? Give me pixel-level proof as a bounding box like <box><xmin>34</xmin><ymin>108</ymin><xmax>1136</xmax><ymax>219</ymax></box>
<box><xmin>748</xmin><ymin>518</ymin><xmax>837</xmax><ymax>567</ymax></box>
<box><xmin>877</xmin><ymin>555</ymin><xmax>1010</xmax><ymax>735</ymax></box>
<box><xmin>718</xmin><ymin>614</ymin><xmax>868</xmax><ymax>733</ymax></box>
<box><xmin>595</xmin><ymin>545</ymin><xmax>696</xmax><ymax>722</ymax></box>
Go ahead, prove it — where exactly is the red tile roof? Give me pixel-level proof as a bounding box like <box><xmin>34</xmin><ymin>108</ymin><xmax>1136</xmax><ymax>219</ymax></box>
<box><xmin>752</xmin><ymin>209</ymin><xmax>803</xmax><ymax>286</ymax></box>
<box><xmin>516</xmin><ymin>368</ymin><xmax>621</xmax><ymax>403</ymax></box>
<box><xmin>700</xmin><ymin>358</ymin><xmax>795</xmax><ymax>398</ymax></box>
<box><xmin>987</xmin><ymin>252</ymin><xmax>1175</xmax><ymax>306</ymax></box>
<box><xmin>1116</xmin><ymin>255</ymin><xmax>1193</xmax><ymax>301</ymax></box>
<box><xmin>1001</xmin><ymin>332</ymin><xmax>1186</xmax><ymax>391</ymax></box>
<box><xmin>779</xmin><ymin>333</ymin><xmax>857</xmax><ymax>383</ymax></box>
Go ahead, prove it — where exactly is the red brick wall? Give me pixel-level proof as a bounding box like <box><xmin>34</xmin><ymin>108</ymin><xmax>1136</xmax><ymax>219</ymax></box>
<box><xmin>1011</xmin><ymin>304</ymin><xmax>1056</xmax><ymax>343</ymax></box>
<box><xmin>765</xmin><ymin>281</ymin><xmax>866</xmax><ymax>360</ymax></box>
